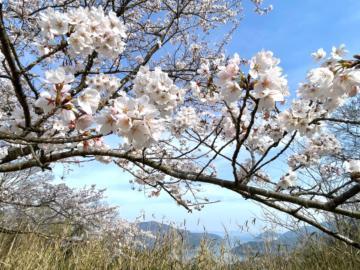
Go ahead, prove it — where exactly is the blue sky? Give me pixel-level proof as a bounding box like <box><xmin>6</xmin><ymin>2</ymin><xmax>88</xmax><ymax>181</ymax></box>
<box><xmin>54</xmin><ymin>0</ymin><xmax>360</xmax><ymax>233</ymax></box>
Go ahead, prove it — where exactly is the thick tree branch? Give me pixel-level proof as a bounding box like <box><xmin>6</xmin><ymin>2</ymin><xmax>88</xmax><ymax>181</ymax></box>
<box><xmin>0</xmin><ymin>3</ymin><xmax>31</xmax><ymax>127</ymax></box>
<box><xmin>1</xmin><ymin>149</ymin><xmax>359</xmax><ymax>220</ymax></box>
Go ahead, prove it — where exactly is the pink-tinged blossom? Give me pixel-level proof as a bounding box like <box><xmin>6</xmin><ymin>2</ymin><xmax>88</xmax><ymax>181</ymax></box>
<box><xmin>96</xmin><ymin>94</ymin><xmax>163</xmax><ymax>148</ymax></box>
<box><xmin>249</xmin><ymin>50</ymin><xmax>280</xmax><ymax>79</ymax></box>
<box><xmin>221</xmin><ymin>81</ymin><xmax>242</xmax><ymax>103</ymax></box>
<box><xmin>96</xmin><ymin>109</ymin><xmax>119</xmax><ymax>135</ymax></box>
<box><xmin>197</xmin><ymin>61</ymin><xmax>211</xmax><ymax>77</ymax></box>
<box><xmin>44</xmin><ymin>67</ymin><xmax>74</xmax><ymax>85</ymax></box>
<box><xmin>334</xmin><ymin>69</ymin><xmax>360</xmax><ymax>96</ymax></box>
<box><xmin>35</xmin><ymin>91</ymin><xmax>55</xmax><ymax>114</ymax></box>
<box><xmin>35</xmin><ymin>68</ymin><xmax>75</xmax><ymax>116</ymax></box>
<box><xmin>86</xmin><ymin>74</ymin><xmax>120</xmax><ymax>94</ymax></box>
<box><xmin>77</xmin><ymin>89</ymin><xmax>101</xmax><ymax>114</ymax></box>
<box><xmin>40</xmin><ymin>7</ymin><xmax>127</xmax><ymax>59</ymax></box>
<box><xmin>117</xmin><ymin>115</ymin><xmax>132</xmax><ymax>133</ymax></box>
<box><xmin>76</xmin><ymin>114</ymin><xmax>94</xmax><ymax>130</ymax></box>
<box><xmin>132</xmin><ymin>66</ymin><xmax>184</xmax><ymax>115</ymax></box>
<box><xmin>331</xmin><ymin>44</ymin><xmax>348</xmax><ymax>60</ymax></box>
<box><xmin>217</xmin><ymin>54</ymin><xmax>240</xmax><ymax>83</ymax></box>
<box><xmin>344</xmin><ymin>160</ymin><xmax>360</xmax><ymax>173</ymax></box>
<box><xmin>253</xmin><ymin>68</ymin><xmax>288</xmax><ymax>110</ymax></box>
<box><xmin>276</xmin><ymin>171</ymin><xmax>296</xmax><ymax>191</ymax></box>
<box><xmin>61</xmin><ymin>108</ymin><xmax>76</xmax><ymax>124</ymax></box>
<box><xmin>311</xmin><ymin>48</ymin><xmax>327</xmax><ymax>61</ymax></box>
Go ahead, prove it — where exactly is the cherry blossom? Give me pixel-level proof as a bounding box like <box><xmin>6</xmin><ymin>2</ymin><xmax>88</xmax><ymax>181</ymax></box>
<box><xmin>253</xmin><ymin>67</ymin><xmax>288</xmax><ymax>110</ymax></box>
<box><xmin>249</xmin><ymin>50</ymin><xmax>280</xmax><ymax>79</ymax></box>
<box><xmin>173</xmin><ymin>107</ymin><xmax>200</xmax><ymax>135</ymax></box>
<box><xmin>40</xmin><ymin>7</ymin><xmax>127</xmax><ymax>58</ymax></box>
<box><xmin>311</xmin><ymin>48</ymin><xmax>327</xmax><ymax>61</ymax></box>
<box><xmin>334</xmin><ymin>69</ymin><xmax>360</xmax><ymax>96</ymax></box>
<box><xmin>44</xmin><ymin>67</ymin><xmax>75</xmax><ymax>85</ymax></box>
<box><xmin>217</xmin><ymin>53</ymin><xmax>240</xmax><ymax>83</ymax></box>
<box><xmin>39</xmin><ymin>9</ymin><xmax>69</xmax><ymax>37</ymax></box>
<box><xmin>276</xmin><ymin>171</ymin><xmax>296</xmax><ymax>191</ymax></box>
<box><xmin>133</xmin><ymin>66</ymin><xmax>184</xmax><ymax>115</ymax></box>
<box><xmin>221</xmin><ymin>81</ymin><xmax>242</xmax><ymax>103</ymax></box>
<box><xmin>1</xmin><ymin>0</ymin><xmax>360</xmax><ymax>248</ymax></box>
<box><xmin>344</xmin><ymin>160</ymin><xmax>360</xmax><ymax>173</ymax></box>
<box><xmin>35</xmin><ymin>91</ymin><xmax>56</xmax><ymax>114</ymax></box>
<box><xmin>331</xmin><ymin>44</ymin><xmax>348</xmax><ymax>60</ymax></box>
<box><xmin>77</xmin><ymin>89</ymin><xmax>101</xmax><ymax>114</ymax></box>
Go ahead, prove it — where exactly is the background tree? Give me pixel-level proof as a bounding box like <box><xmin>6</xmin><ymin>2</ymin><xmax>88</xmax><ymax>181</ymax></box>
<box><xmin>0</xmin><ymin>168</ymin><xmax>118</xmax><ymax>237</ymax></box>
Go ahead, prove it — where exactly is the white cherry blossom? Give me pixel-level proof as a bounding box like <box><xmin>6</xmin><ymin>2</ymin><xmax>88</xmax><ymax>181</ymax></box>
<box><xmin>331</xmin><ymin>44</ymin><xmax>348</xmax><ymax>60</ymax></box>
<box><xmin>344</xmin><ymin>160</ymin><xmax>360</xmax><ymax>174</ymax></box>
<box><xmin>40</xmin><ymin>7</ymin><xmax>127</xmax><ymax>58</ymax></box>
<box><xmin>39</xmin><ymin>9</ymin><xmax>69</xmax><ymax>37</ymax></box>
<box><xmin>132</xmin><ymin>66</ymin><xmax>184</xmax><ymax>115</ymax></box>
<box><xmin>249</xmin><ymin>50</ymin><xmax>280</xmax><ymax>79</ymax></box>
<box><xmin>253</xmin><ymin>68</ymin><xmax>288</xmax><ymax>109</ymax></box>
<box><xmin>276</xmin><ymin>171</ymin><xmax>296</xmax><ymax>191</ymax></box>
<box><xmin>76</xmin><ymin>114</ymin><xmax>94</xmax><ymax>130</ymax></box>
<box><xmin>35</xmin><ymin>91</ymin><xmax>55</xmax><ymax>114</ymax></box>
<box><xmin>173</xmin><ymin>107</ymin><xmax>199</xmax><ymax>135</ymax></box>
<box><xmin>96</xmin><ymin>108</ymin><xmax>119</xmax><ymax>135</ymax></box>
<box><xmin>61</xmin><ymin>108</ymin><xmax>76</xmax><ymax>124</ymax></box>
<box><xmin>77</xmin><ymin>89</ymin><xmax>101</xmax><ymax>114</ymax></box>
<box><xmin>221</xmin><ymin>81</ymin><xmax>242</xmax><ymax>103</ymax></box>
<box><xmin>307</xmin><ymin>67</ymin><xmax>334</xmax><ymax>90</ymax></box>
<box><xmin>44</xmin><ymin>67</ymin><xmax>74</xmax><ymax>85</ymax></box>
<box><xmin>311</xmin><ymin>48</ymin><xmax>327</xmax><ymax>61</ymax></box>
<box><xmin>334</xmin><ymin>69</ymin><xmax>360</xmax><ymax>96</ymax></box>
<box><xmin>217</xmin><ymin>54</ymin><xmax>240</xmax><ymax>83</ymax></box>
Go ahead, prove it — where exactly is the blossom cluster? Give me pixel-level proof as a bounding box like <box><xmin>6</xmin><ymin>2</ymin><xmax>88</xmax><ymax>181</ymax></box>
<box><xmin>39</xmin><ymin>7</ymin><xmax>127</xmax><ymax>58</ymax></box>
<box><xmin>132</xmin><ymin>66</ymin><xmax>185</xmax><ymax>116</ymax></box>
<box><xmin>34</xmin><ymin>67</ymin><xmax>102</xmax><ymax>130</ymax></box>
<box><xmin>277</xmin><ymin>100</ymin><xmax>325</xmax><ymax>136</ymax></box>
<box><xmin>249</xmin><ymin>50</ymin><xmax>289</xmax><ymax>110</ymax></box>
<box><xmin>212</xmin><ymin>50</ymin><xmax>289</xmax><ymax>110</ymax></box>
<box><xmin>280</xmin><ymin>45</ymin><xmax>360</xmax><ymax>136</ymax></box>
<box><xmin>344</xmin><ymin>160</ymin><xmax>360</xmax><ymax>174</ymax></box>
<box><xmin>247</xmin><ymin>120</ymin><xmax>285</xmax><ymax>154</ymax></box>
<box><xmin>33</xmin><ymin>66</ymin><xmax>184</xmax><ymax>150</ymax></box>
<box><xmin>288</xmin><ymin>133</ymin><xmax>341</xmax><ymax>169</ymax></box>
<box><xmin>35</xmin><ymin>67</ymin><xmax>77</xmax><ymax>122</ymax></box>
<box><xmin>96</xmin><ymin>95</ymin><xmax>164</xmax><ymax>148</ymax></box>
<box><xmin>216</xmin><ymin>53</ymin><xmax>242</xmax><ymax>103</ymax></box>
<box><xmin>276</xmin><ymin>170</ymin><xmax>297</xmax><ymax>190</ymax></box>
<box><xmin>86</xmin><ymin>74</ymin><xmax>121</xmax><ymax>96</ymax></box>
<box><xmin>6</xmin><ymin>36</ymin><xmax>360</xmax><ymax>197</ymax></box>
<box><xmin>172</xmin><ymin>107</ymin><xmax>200</xmax><ymax>135</ymax></box>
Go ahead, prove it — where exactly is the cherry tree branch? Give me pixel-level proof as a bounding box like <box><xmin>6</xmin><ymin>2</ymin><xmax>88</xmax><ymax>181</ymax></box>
<box><xmin>1</xmin><ymin>149</ymin><xmax>359</xmax><ymax>220</ymax></box>
<box><xmin>0</xmin><ymin>3</ymin><xmax>31</xmax><ymax>127</ymax></box>
<box><xmin>311</xmin><ymin>117</ymin><xmax>360</xmax><ymax>126</ymax></box>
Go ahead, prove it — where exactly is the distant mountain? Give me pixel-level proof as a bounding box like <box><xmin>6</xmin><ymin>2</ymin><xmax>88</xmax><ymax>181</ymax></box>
<box><xmin>278</xmin><ymin>225</ymin><xmax>320</xmax><ymax>242</ymax></box>
<box><xmin>138</xmin><ymin>221</ymin><xmax>176</xmax><ymax>234</ymax></box>
<box><xmin>136</xmin><ymin>221</ymin><xmax>325</xmax><ymax>257</ymax></box>
<box><xmin>231</xmin><ymin>226</ymin><xmax>322</xmax><ymax>256</ymax></box>
<box><xmin>255</xmin><ymin>230</ymin><xmax>280</xmax><ymax>241</ymax></box>
<box><xmin>137</xmin><ymin>221</ymin><xmax>223</xmax><ymax>249</ymax></box>
<box><xmin>208</xmin><ymin>231</ymin><xmax>256</xmax><ymax>244</ymax></box>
